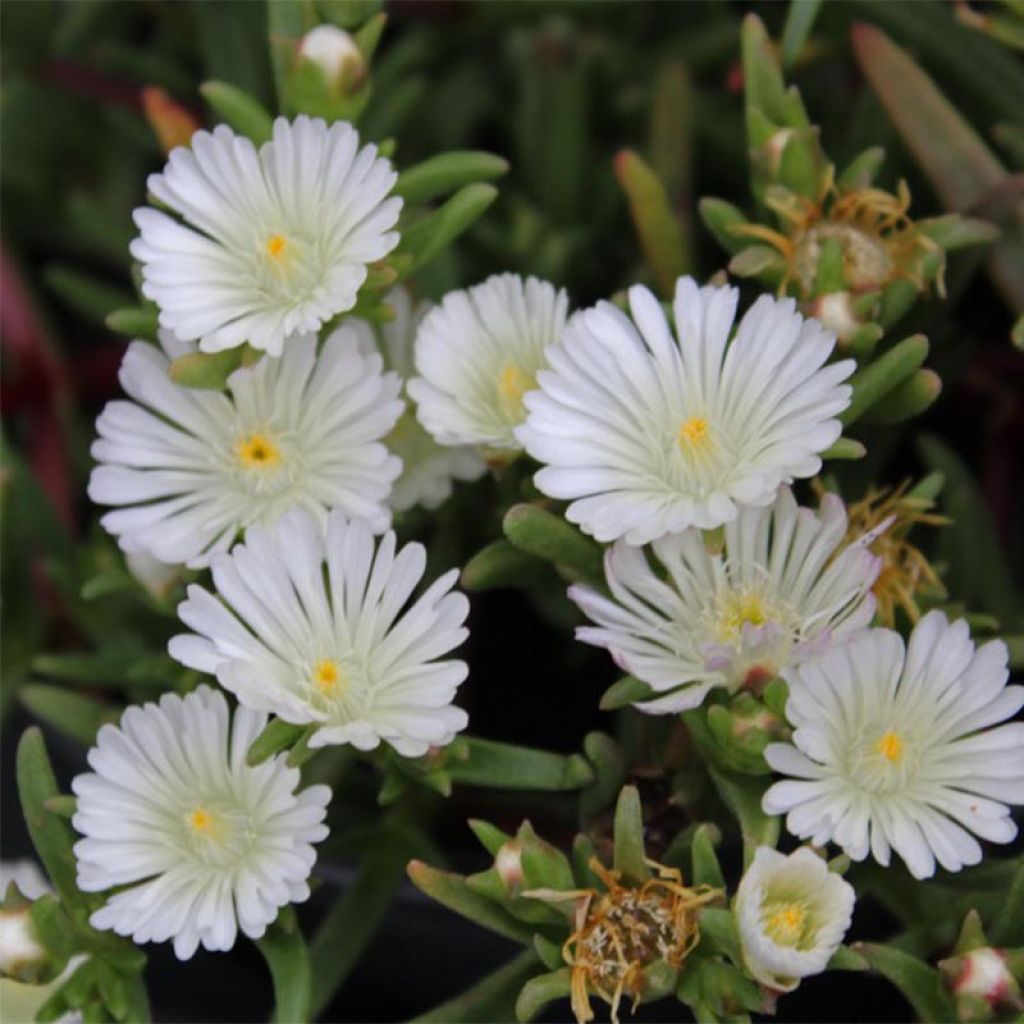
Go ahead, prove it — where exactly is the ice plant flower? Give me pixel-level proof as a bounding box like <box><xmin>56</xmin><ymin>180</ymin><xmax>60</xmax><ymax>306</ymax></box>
<box><xmin>763</xmin><ymin>611</ymin><xmax>1024</xmax><ymax>879</ymax></box>
<box><xmin>298</xmin><ymin>24</ymin><xmax>366</xmax><ymax>90</ymax></box>
<box><xmin>351</xmin><ymin>288</ymin><xmax>485</xmax><ymax>511</ymax></box>
<box><xmin>838</xmin><ymin>480</ymin><xmax>947</xmax><ymax>626</ymax></box>
<box><xmin>570</xmin><ymin>487</ymin><xmax>881</xmax><ymax>714</ymax></box>
<box><xmin>517</xmin><ymin>277</ymin><xmax>854</xmax><ymax>545</ymax></box>
<box><xmin>89</xmin><ymin>328</ymin><xmax>402</xmax><ymax>568</ymax></box>
<box><xmin>169</xmin><ymin>507</ymin><xmax>470</xmax><ymax>757</ymax></box>
<box><xmin>735</xmin><ymin>846</ymin><xmax>855</xmax><ymax>992</ymax></box>
<box><xmin>71</xmin><ymin>686</ymin><xmax>330</xmax><ymax>960</ymax></box>
<box><xmin>528</xmin><ymin>858</ymin><xmax>720</xmax><ymax>1024</ymax></box>
<box><xmin>408</xmin><ymin>273</ymin><xmax>569</xmax><ymax>453</ymax></box>
<box><xmin>131</xmin><ymin>115</ymin><xmax>401</xmax><ymax>355</ymax></box>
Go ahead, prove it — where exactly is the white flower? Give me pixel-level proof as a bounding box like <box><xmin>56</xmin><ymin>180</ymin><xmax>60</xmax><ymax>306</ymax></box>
<box><xmin>89</xmin><ymin>328</ymin><xmax>402</xmax><ymax>569</ymax></box>
<box><xmin>168</xmin><ymin>507</ymin><xmax>470</xmax><ymax>757</ymax></box>
<box><xmin>408</xmin><ymin>273</ymin><xmax>569</xmax><ymax>452</ymax></box>
<box><xmin>298</xmin><ymin>25</ymin><xmax>365</xmax><ymax>89</ymax></box>
<box><xmin>570</xmin><ymin>487</ymin><xmax>880</xmax><ymax>715</ymax></box>
<box><xmin>350</xmin><ymin>288</ymin><xmax>485</xmax><ymax>511</ymax></box>
<box><xmin>735</xmin><ymin>846</ymin><xmax>854</xmax><ymax>992</ymax></box>
<box><xmin>763</xmin><ymin>611</ymin><xmax>1024</xmax><ymax>879</ymax></box>
<box><xmin>131</xmin><ymin>115</ymin><xmax>401</xmax><ymax>356</ymax></box>
<box><xmin>72</xmin><ymin>686</ymin><xmax>330</xmax><ymax>960</ymax></box>
<box><xmin>517</xmin><ymin>277</ymin><xmax>854</xmax><ymax>545</ymax></box>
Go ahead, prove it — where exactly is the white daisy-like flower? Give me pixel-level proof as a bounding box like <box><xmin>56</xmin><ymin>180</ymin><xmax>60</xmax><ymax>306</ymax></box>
<box><xmin>570</xmin><ymin>487</ymin><xmax>881</xmax><ymax>715</ymax></box>
<box><xmin>88</xmin><ymin>327</ymin><xmax>402</xmax><ymax>569</ymax></box>
<box><xmin>71</xmin><ymin>686</ymin><xmax>330</xmax><ymax>960</ymax></box>
<box><xmin>350</xmin><ymin>288</ymin><xmax>485</xmax><ymax>511</ymax></box>
<box><xmin>408</xmin><ymin>273</ymin><xmax>569</xmax><ymax>453</ymax></box>
<box><xmin>517</xmin><ymin>277</ymin><xmax>854</xmax><ymax>545</ymax></box>
<box><xmin>131</xmin><ymin>115</ymin><xmax>401</xmax><ymax>355</ymax></box>
<box><xmin>735</xmin><ymin>846</ymin><xmax>855</xmax><ymax>992</ymax></box>
<box><xmin>168</xmin><ymin>507</ymin><xmax>470</xmax><ymax>757</ymax></box>
<box><xmin>763</xmin><ymin>611</ymin><xmax>1024</xmax><ymax>879</ymax></box>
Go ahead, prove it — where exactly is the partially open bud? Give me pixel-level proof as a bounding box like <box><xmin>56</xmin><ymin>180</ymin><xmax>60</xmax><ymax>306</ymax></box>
<box><xmin>298</xmin><ymin>25</ymin><xmax>367</xmax><ymax>94</ymax></box>
<box><xmin>0</xmin><ymin>903</ymin><xmax>47</xmax><ymax>982</ymax></box>
<box><xmin>940</xmin><ymin>948</ymin><xmax>1024</xmax><ymax>1019</ymax></box>
<box><xmin>494</xmin><ymin>841</ymin><xmax>524</xmax><ymax>893</ymax></box>
<box><xmin>735</xmin><ymin>846</ymin><xmax>855</xmax><ymax>993</ymax></box>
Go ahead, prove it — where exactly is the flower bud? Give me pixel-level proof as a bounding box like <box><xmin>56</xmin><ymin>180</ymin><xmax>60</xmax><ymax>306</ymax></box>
<box><xmin>494</xmin><ymin>841</ymin><xmax>524</xmax><ymax>893</ymax></box>
<box><xmin>735</xmin><ymin>846</ymin><xmax>855</xmax><ymax>993</ymax></box>
<box><xmin>0</xmin><ymin>905</ymin><xmax>47</xmax><ymax>982</ymax></box>
<box><xmin>940</xmin><ymin>947</ymin><xmax>1024</xmax><ymax>1018</ymax></box>
<box><xmin>298</xmin><ymin>25</ymin><xmax>366</xmax><ymax>93</ymax></box>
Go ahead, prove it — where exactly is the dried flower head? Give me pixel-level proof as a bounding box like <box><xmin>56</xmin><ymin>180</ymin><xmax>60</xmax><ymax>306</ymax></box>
<box><xmin>535</xmin><ymin>858</ymin><xmax>720</xmax><ymax>1024</ymax></box>
<box><xmin>838</xmin><ymin>480</ymin><xmax>947</xmax><ymax>626</ymax></box>
<box><xmin>733</xmin><ymin>170</ymin><xmax>942</xmax><ymax>339</ymax></box>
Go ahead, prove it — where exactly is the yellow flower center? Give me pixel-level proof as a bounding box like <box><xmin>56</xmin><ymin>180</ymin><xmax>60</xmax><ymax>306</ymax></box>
<box><xmin>313</xmin><ymin>658</ymin><xmax>344</xmax><ymax>695</ymax></box>
<box><xmin>875</xmin><ymin>730</ymin><xmax>904</xmax><ymax>763</ymax></box>
<box><xmin>496</xmin><ymin>363</ymin><xmax>533</xmax><ymax>421</ymax></box>
<box><xmin>236</xmin><ymin>433</ymin><xmax>281</xmax><ymax>469</ymax></box>
<box><xmin>188</xmin><ymin>806</ymin><xmax>215</xmax><ymax>834</ymax></box>
<box><xmin>678</xmin><ymin>416</ymin><xmax>710</xmax><ymax>449</ymax></box>
<box><xmin>266</xmin><ymin>234</ymin><xmax>287</xmax><ymax>259</ymax></box>
<box><xmin>715</xmin><ymin>590</ymin><xmax>771</xmax><ymax>641</ymax></box>
<box><xmin>765</xmin><ymin>902</ymin><xmax>808</xmax><ymax>947</ymax></box>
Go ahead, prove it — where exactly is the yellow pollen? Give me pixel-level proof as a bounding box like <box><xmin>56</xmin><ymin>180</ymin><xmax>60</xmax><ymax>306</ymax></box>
<box><xmin>313</xmin><ymin>658</ymin><xmax>343</xmax><ymax>694</ymax></box>
<box><xmin>266</xmin><ymin>234</ymin><xmax>287</xmax><ymax>258</ymax></box>
<box><xmin>765</xmin><ymin>903</ymin><xmax>807</xmax><ymax>946</ymax></box>
<box><xmin>497</xmin><ymin>363</ymin><xmax>532</xmax><ymax>415</ymax></box>
<box><xmin>875</xmin><ymin>730</ymin><xmax>904</xmax><ymax>762</ymax></box>
<box><xmin>678</xmin><ymin>416</ymin><xmax>709</xmax><ymax>448</ymax></box>
<box><xmin>236</xmin><ymin>433</ymin><xmax>280</xmax><ymax>469</ymax></box>
<box><xmin>188</xmin><ymin>807</ymin><xmax>214</xmax><ymax>833</ymax></box>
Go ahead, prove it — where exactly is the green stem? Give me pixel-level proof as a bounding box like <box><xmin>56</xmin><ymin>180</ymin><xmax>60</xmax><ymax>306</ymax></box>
<box><xmin>257</xmin><ymin>908</ymin><xmax>311</xmax><ymax>1024</ymax></box>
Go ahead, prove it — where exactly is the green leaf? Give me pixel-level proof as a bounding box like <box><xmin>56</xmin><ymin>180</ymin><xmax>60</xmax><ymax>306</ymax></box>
<box><xmin>446</xmin><ymin>737</ymin><xmax>593</xmax><ymax>791</ymax></box>
<box><xmin>599</xmin><ymin>674</ymin><xmax>656</xmax><ymax>710</ymax></box>
<box><xmin>837</xmin><ymin>146</ymin><xmax>886</xmax><ymax>190</ymax></box>
<box><xmin>105</xmin><ymin>307</ymin><xmax>159</xmax><ymax>341</ymax></box>
<box><xmin>397</xmin><ymin>183</ymin><xmax>498</xmax><ymax>272</ymax></box>
<box><xmin>395</xmin><ymin>151</ymin><xmax>509</xmax><ymax>207</ymax></box>
<box><xmin>502</xmin><ymin>504</ymin><xmax>604</xmax><ymax>587</ymax></box>
<box><xmin>698</xmin><ymin>907</ymin><xmax>741</xmax><ymax>965</ymax></box>
<box><xmin>822</xmin><ymin>437</ymin><xmax>867</xmax><ymax>461</ymax></box>
<box><xmin>309</xmin><ymin>825</ymin><xmax>422</xmax><ymax>1017</ymax></box>
<box><xmin>863</xmin><ymin>368</ymin><xmax>942</xmax><ymax>425</ymax></box>
<box><xmin>612</xmin><ymin>785</ymin><xmax>650</xmax><ymax>884</ymax></box>
<box><xmin>460</xmin><ymin>540</ymin><xmax>549</xmax><ymax>592</ymax></box>
<box><xmin>855</xmin><ymin>942</ymin><xmax>956</xmax><ymax>1023</ymax></box>
<box><xmin>515</xmin><ymin>967</ymin><xmax>572</xmax><ymax>1023</ymax></box>
<box><xmin>467</xmin><ymin>819</ymin><xmax>512</xmax><ymax>857</ymax></box>
<box><xmin>707</xmin><ymin>767</ymin><xmax>779</xmax><ymax>866</ymax></box>
<box><xmin>991</xmin><ymin>857</ymin><xmax>1024</xmax><ymax>946</ymax></box>
<box><xmin>169</xmin><ymin>348</ymin><xmax>245</xmax><ymax>390</ymax></box>
<box><xmin>579</xmin><ymin>731</ymin><xmax>626</xmax><ymax>819</ymax></box>
<box><xmin>840</xmin><ymin>335</ymin><xmax>929</xmax><ymax>427</ymax></box>
<box><xmin>257</xmin><ymin>907</ymin><xmax>311</xmax><ymax>1024</ymax></box>
<box><xmin>16</xmin><ymin>728</ymin><xmax>83</xmax><ymax>912</ymax></box>
<box><xmin>614</xmin><ymin>148</ymin><xmax>688</xmax><ymax>296</ymax></box>
<box><xmin>200</xmin><ymin>81</ymin><xmax>274</xmax><ymax>144</ymax></box>
<box><xmin>781</xmin><ymin>0</ymin><xmax>823</xmax><ymax>70</ymax></box>
<box><xmin>412</xmin><ymin>949</ymin><xmax>542</xmax><ymax>1024</ymax></box>
<box><xmin>828</xmin><ymin>944</ymin><xmax>870</xmax><ymax>971</ymax></box>
<box><xmin>247</xmin><ymin>718</ymin><xmax>306</xmax><ymax>766</ymax></box>
<box><xmin>851</xmin><ymin>24</ymin><xmax>1005</xmax><ymax>214</ymax></box>
<box><xmin>699</xmin><ymin>197</ymin><xmax>751</xmax><ymax>256</ymax></box>
<box><xmin>43</xmin><ymin>266</ymin><xmax>132</xmax><ymax>327</ymax></box>
<box><xmin>19</xmin><ymin>686</ymin><xmax>117</xmax><ymax>746</ymax></box>
<box><xmin>407</xmin><ymin>861</ymin><xmax>535</xmax><ymax>944</ymax></box>
<box><xmin>691</xmin><ymin>824</ymin><xmax>725</xmax><ymax>890</ymax></box>
<box><xmin>267</xmin><ymin>0</ymin><xmax>314</xmax><ymax>114</ymax></box>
